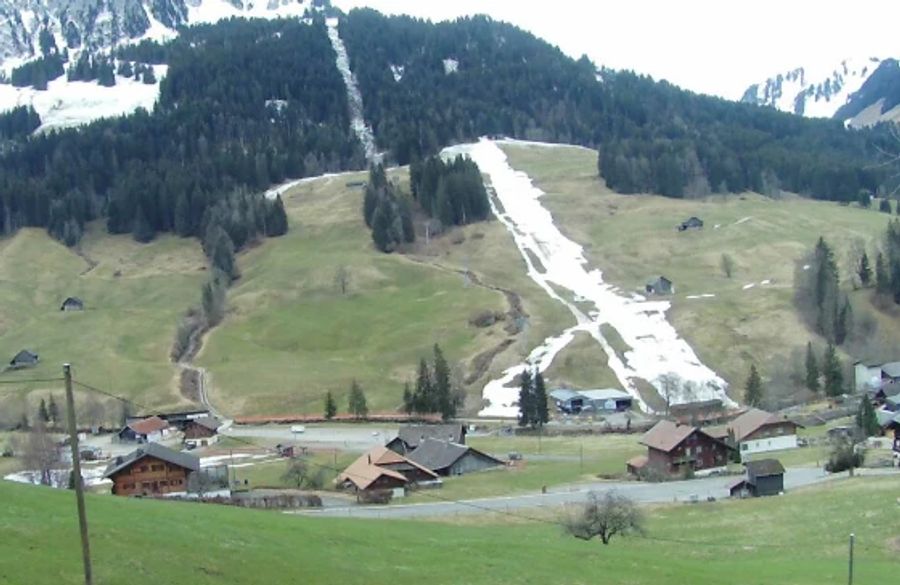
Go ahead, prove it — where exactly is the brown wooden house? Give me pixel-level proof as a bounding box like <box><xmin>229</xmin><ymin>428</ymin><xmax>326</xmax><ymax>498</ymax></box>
<box><xmin>183</xmin><ymin>416</ymin><xmax>220</xmax><ymax>448</ymax></box>
<box><xmin>103</xmin><ymin>443</ymin><xmax>200</xmax><ymax>497</ymax></box>
<box><xmin>337</xmin><ymin>446</ymin><xmax>438</xmax><ymax>493</ymax></box>
<box><xmin>627</xmin><ymin>420</ymin><xmax>734</xmax><ymax>476</ymax></box>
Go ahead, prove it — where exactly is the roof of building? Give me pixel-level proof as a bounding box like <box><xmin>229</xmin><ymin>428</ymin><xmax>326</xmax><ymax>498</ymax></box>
<box><xmin>103</xmin><ymin>442</ymin><xmax>199</xmax><ymax>478</ymax></box>
<box><xmin>408</xmin><ymin>438</ymin><xmax>502</xmax><ymax>472</ymax></box>
<box><xmin>669</xmin><ymin>399</ymin><xmax>723</xmax><ymax>415</ymax></box>
<box><xmin>189</xmin><ymin>416</ymin><xmax>220</xmax><ymax>432</ymax></box>
<box><xmin>745</xmin><ymin>459</ymin><xmax>785</xmax><ymax>477</ymax></box>
<box><xmin>337</xmin><ymin>446</ymin><xmax>433</xmax><ymax>491</ymax></box>
<box><xmin>626</xmin><ymin>454</ymin><xmax>648</xmax><ymax>469</ymax></box>
<box><xmin>640</xmin><ymin>420</ymin><xmax>697</xmax><ymax>452</ymax></box>
<box><xmin>125</xmin><ymin>416</ymin><xmax>168</xmax><ymax>436</ymax></box>
<box><xmin>61</xmin><ymin>296</ymin><xmax>83</xmax><ymax>305</ymax></box>
<box><xmin>727</xmin><ymin>408</ymin><xmax>797</xmax><ymax>442</ymax></box>
<box><xmin>397</xmin><ymin>424</ymin><xmax>466</xmax><ymax>449</ymax></box>
<box><xmin>549</xmin><ymin>388</ymin><xmax>582</xmax><ymax>401</ymax></box>
<box><xmin>578</xmin><ymin>389</ymin><xmax>633</xmax><ymax>402</ymax></box>
<box><xmin>10</xmin><ymin>349</ymin><xmax>38</xmax><ymax>362</ymax></box>
<box><xmin>881</xmin><ymin>362</ymin><xmax>900</xmax><ymax>378</ymax></box>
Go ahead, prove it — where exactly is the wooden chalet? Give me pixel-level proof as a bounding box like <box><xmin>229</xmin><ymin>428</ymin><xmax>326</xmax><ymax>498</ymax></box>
<box><xmin>627</xmin><ymin>420</ymin><xmax>734</xmax><ymax>476</ymax></box>
<box><xmin>337</xmin><ymin>446</ymin><xmax>438</xmax><ymax>494</ymax></box>
<box><xmin>708</xmin><ymin>408</ymin><xmax>802</xmax><ymax>461</ymax></box>
<box><xmin>407</xmin><ymin>438</ymin><xmax>504</xmax><ymax>476</ymax></box>
<box><xmin>118</xmin><ymin>416</ymin><xmax>169</xmax><ymax>443</ymax></box>
<box><xmin>103</xmin><ymin>443</ymin><xmax>199</xmax><ymax>497</ymax></box>
<box><xmin>183</xmin><ymin>416</ymin><xmax>220</xmax><ymax>448</ymax></box>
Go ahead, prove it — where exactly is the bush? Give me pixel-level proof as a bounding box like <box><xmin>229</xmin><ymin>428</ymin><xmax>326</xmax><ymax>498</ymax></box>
<box><xmin>825</xmin><ymin>439</ymin><xmax>865</xmax><ymax>473</ymax></box>
<box><xmin>358</xmin><ymin>489</ymin><xmax>394</xmax><ymax>504</ymax></box>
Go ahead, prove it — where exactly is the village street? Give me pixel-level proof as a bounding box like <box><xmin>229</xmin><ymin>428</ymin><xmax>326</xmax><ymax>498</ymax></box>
<box><xmin>294</xmin><ymin>467</ymin><xmax>900</xmax><ymax>519</ymax></box>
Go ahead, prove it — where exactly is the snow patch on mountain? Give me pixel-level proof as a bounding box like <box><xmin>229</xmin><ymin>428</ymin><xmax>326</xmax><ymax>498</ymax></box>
<box><xmin>442</xmin><ymin>57</ymin><xmax>458</xmax><ymax>74</ymax></box>
<box><xmin>741</xmin><ymin>57</ymin><xmax>882</xmax><ymax>119</ymax></box>
<box><xmin>186</xmin><ymin>0</ymin><xmax>311</xmax><ymax>25</ymax></box>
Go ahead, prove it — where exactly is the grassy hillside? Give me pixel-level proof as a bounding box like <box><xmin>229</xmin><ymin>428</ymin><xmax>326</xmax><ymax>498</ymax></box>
<box><xmin>0</xmin><ymin>225</ymin><xmax>206</xmax><ymax>416</ymax></box>
<box><xmin>1</xmin><ymin>477</ymin><xmax>896</xmax><ymax>584</ymax></box>
<box><xmin>500</xmin><ymin>143</ymin><xmax>900</xmax><ymax>400</ymax></box>
<box><xmin>198</xmin><ymin>171</ymin><xmax>549</xmax><ymax>416</ymax></box>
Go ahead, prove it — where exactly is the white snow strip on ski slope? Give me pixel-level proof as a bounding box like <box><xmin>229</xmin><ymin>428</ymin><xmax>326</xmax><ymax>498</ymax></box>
<box><xmin>742</xmin><ymin>283</ymin><xmax>756</xmax><ymax>290</ymax></box>
<box><xmin>264</xmin><ymin>170</ymin><xmax>367</xmax><ymax>200</ymax></box>
<box><xmin>735</xmin><ymin>216</ymin><xmax>752</xmax><ymax>225</ymax></box>
<box><xmin>443</xmin><ymin>139</ymin><xmax>732</xmax><ymax>417</ymax></box>
<box><xmin>686</xmin><ymin>293</ymin><xmax>716</xmax><ymax>299</ymax></box>
<box><xmin>326</xmin><ymin>18</ymin><xmax>379</xmax><ymax>162</ymax></box>
<box><xmin>0</xmin><ymin>66</ymin><xmax>168</xmax><ymax>132</ymax></box>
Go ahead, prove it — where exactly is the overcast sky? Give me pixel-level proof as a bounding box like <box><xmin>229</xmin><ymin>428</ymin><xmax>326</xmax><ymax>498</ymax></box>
<box><xmin>332</xmin><ymin>0</ymin><xmax>900</xmax><ymax>99</ymax></box>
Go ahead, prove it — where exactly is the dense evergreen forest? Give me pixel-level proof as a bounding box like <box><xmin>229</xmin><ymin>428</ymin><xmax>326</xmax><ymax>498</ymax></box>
<box><xmin>339</xmin><ymin>9</ymin><xmax>892</xmax><ymax>200</ymax></box>
<box><xmin>0</xmin><ymin>17</ymin><xmax>362</xmax><ymax>245</ymax></box>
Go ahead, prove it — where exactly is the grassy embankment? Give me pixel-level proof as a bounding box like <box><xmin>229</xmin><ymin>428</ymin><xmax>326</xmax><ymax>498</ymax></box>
<box><xmin>1</xmin><ymin>476</ymin><xmax>896</xmax><ymax>585</ymax></box>
<box><xmin>500</xmin><ymin>142</ymin><xmax>900</xmax><ymax>400</ymax></box>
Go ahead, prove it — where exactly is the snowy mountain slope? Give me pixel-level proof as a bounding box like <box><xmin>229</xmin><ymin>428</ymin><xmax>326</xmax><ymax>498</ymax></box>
<box><xmin>0</xmin><ymin>0</ymin><xmax>316</xmax><ymax>130</ymax></box>
<box><xmin>834</xmin><ymin>58</ymin><xmax>900</xmax><ymax>128</ymax></box>
<box><xmin>740</xmin><ymin>57</ymin><xmax>883</xmax><ymax>119</ymax></box>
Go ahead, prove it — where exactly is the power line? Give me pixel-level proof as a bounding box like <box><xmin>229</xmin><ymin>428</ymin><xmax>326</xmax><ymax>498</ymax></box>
<box><xmin>0</xmin><ymin>377</ymin><xmax>65</xmax><ymax>384</ymax></box>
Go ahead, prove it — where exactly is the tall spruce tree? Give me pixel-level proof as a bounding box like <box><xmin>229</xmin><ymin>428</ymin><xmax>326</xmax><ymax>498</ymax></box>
<box><xmin>47</xmin><ymin>395</ymin><xmax>59</xmax><ymax>425</ymax></box>
<box><xmin>432</xmin><ymin>344</ymin><xmax>454</xmax><ymax>421</ymax></box>
<box><xmin>413</xmin><ymin>358</ymin><xmax>433</xmax><ymax>413</ymax></box>
<box><xmin>744</xmin><ymin>364</ymin><xmax>763</xmax><ymax>407</ymax></box>
<box><xmin>265</xmin><ymin>195</ymin><xmax>289</xmax><ymax>237</ymax></box>
<box><xmin>533</xmin><ymin>370</ymin><xmax>549</xmax><ymax>427</ymax></box>
<box><xmin>855</xmin><ymin>395</ymin><xmax>879</xmax><ymax>437</ymax></box>
<box><xmin>822</xmin><ymin>343</ymin><xmax>844</xmax><ymax>397</ymax></box>
<box><xmin>518</xmin><ymin>369</ymin><xmax>533</xmax><ymax>427</ymax></box>
<box><xmin>402</xmin><ymin>382</ymin><xmax>414</xmax><ymax>415</ymax></box>
<box><xmin>805</xmin><ymin>341</ymin><xmax>820</xmax><ymax>393</ymax></box>
<box><xmin>858</xmin><ymin>251</ymin><xmax>872</xmax><ymax>287</ymax></box>
<box><xmin>348</xmin><ymin>380</ymin><xmax>368</xmax><ymax>419</ymax></box>
<box><xmin>875</xmin><ymin>251</ymin><xmax>890</xmax><ymax>295</ymax></box>
<box><xmin>38</xmin><ymin>398</ymin><xmax>49</xmax><ymax>423</ymax></box>
<box><xmin>324</xmin><ymin>391</ymin><xmax>337</xmax><ymax>420</ymax></box>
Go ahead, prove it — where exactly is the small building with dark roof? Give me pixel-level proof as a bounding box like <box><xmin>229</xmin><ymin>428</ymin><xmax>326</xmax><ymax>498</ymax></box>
<box><xmin>8</xmin><ymin>349</ymin><xmax>39</xmax><ymax>369</ymax></box>
<box><xmin>104</xmin><ymin>443</ymin><xmax>199</xmax><ymax>497</ymax></box>
<box><xmin>183</xmin><ymin>416</ymin><xmax>220</xmax><ymax>448</ymax></box>
<box><xmin>117</xmin><ymin>416</ymin><xmax>169</xmax><ymax>443</ymax></box>
<box><xmin>407</xmin><ymin>438</ymin><xmax>504</xmax><ymax>476</ymax></box>
<box><xmin>60</xmin><ymin>297</ymin><xmax>84</xmax><ymax>311</ymax></box>
<box><xmin>678</xmin><ymin>217</ymin><xmax>704</xmax><ymax>231</ymax></box>
<box><xmin>386</xmin><ymin>424</ymin><xmax>467</xmax><ymax>455</ymax></box>
<box><xmin>729</xmin><ymin>459</ymin><xmax>785</xmax><ymax>498</ymax></box>
<box><xmin>645</xmin><ymin>276</ymin><xmax>674</xmax><ymax>296</ymax></box>
<box><xmin>627</xmin><ymin>420</ymin><xmax>734</xmax><ymax>476</ymax></box>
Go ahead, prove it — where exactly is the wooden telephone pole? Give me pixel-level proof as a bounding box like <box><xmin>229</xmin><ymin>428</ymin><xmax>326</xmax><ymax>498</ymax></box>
<box><xmin>63</xmin><ymin>363</ymin><xmax>93</xmax><ymax>585</ymax></box>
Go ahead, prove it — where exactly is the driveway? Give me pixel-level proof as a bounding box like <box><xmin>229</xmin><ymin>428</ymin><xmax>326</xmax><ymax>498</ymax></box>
<box><xmin>294</xmin><ymin>467</ymin><xmax>899</xmax><ymax>519</ymax></box>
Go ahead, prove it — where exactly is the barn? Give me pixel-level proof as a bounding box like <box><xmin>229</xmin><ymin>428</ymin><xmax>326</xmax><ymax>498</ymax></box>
<box><xmin>407</xmin><ymin>439</ymin><xmax>504</xmax><ymax>476</ymax></box>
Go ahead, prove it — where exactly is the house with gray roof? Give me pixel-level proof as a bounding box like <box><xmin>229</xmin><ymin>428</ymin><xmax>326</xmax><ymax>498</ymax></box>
<box><xmin>407</xmin><ymin>439</ymin><xmax>503</xmax><ymax>476</ymax></box>
<box><xmin>386</xmin><ymin>424</ymin><xmax>467</xmax><ymax>455</ymax></box>
<box><xmin>728</xmin><ymin>459</ymin><xmax>785</xmax><ymax>498</ymax></box>
<box><xmin>854</xmin><ymin>360</ymin><xmax>900</xmax><ymax>392</ymax></box>
<box><xmin>8</xmin><ymin>349</ymin><xmax>39</xmax><ymax>369</ymax></box>
<box><xmin>550</xmin><ymin>388</ymin><xmax>633</xmax><ymax>414</ymax></box>
<box><xmin>104</xmin><ymin>443</ymin><xmax>199</xmax><ymax>497</ymax></box>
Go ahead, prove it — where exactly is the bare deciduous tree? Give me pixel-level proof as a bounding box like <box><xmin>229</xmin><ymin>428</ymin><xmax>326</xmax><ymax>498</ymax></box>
<box><xmin>19</xmin><ymin>420</ymin><xmax>61</xmax><ymax>486</ymax></box>
<box><xmin>334</xmin><ymin>265</ymin><xmax>351</xmax><ymax>296</ymax></box>
<box><xmin>657</xmin><ymin>373</ymin><xmax>681</xmax><ymax>416</ymax></box>
<box><xmin>563</xmin><ymin>491</ymin><xmax>645</xmax><ymax>545</ymax></box>
<box><xmin>720</xmin><ymin>253</ymin><xmax>735</xmax><ymax>278</ymax></box>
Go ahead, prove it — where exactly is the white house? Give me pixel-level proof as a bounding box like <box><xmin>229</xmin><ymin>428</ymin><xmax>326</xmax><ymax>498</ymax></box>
<box><xmin>710</xmin><ymin>409</ymin><xmax>802</xmax><ymax>462</ymax></box>
<box><xmin>854</xmin><ymin>360</ymin><xmax>900</xmax><ymax>392</ymax></box>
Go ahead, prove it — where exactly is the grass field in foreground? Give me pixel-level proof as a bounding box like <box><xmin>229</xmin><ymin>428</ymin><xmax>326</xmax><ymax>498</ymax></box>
<box><xmin>500</xmin><ymin>143</ymin><xmax>900</xmax><ymax>398</ymax></box>
<box><xmin>0</xmin><ymin>226</ymin><xmax>206</xmax><ymax>416</ymax></box>
<box><xmin>1</xmin><ymin>476</ymin><xmax>896</xmax><ymax>584</ymax></box>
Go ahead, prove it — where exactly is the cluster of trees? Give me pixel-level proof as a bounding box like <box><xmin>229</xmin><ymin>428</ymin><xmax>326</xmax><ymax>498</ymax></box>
<box><xmin>517</xmin><ymin>369</ymin><xmax>549</xmax><ymax>427</ymax></box>
<box><xmin>409</xmin><ymin>155</ymin><xmax>490</xmax><ymax>227</ymax></box>
<box><xmin>0</xmin><ymin>18</ymin><xmax>361</xmax><ymax>247</ymax></box>
<box><xmin>339</xmin><ymin>9</ymin><xmax>892</xmax><ymax>200</ymax></box>
<box><xmin>803</xmin><ymin>341</ymin><xmax>845</xmax><ymax>397</ymax></box>
<box><xmin>796</xmin><ymin>238</ymin><xmax>855</xmax><ymax>346</ymax></box>
<box><xmin>874</xmin><ymin>219</ymin><xmax>900</xmax><ymax>305</ymax></box>
<box><xmin>10</xmin><ymin>54</ymin><xmax>65</xmax><ymax>89</ymax></box>
<box><xmin>362</xmin><ymin>164</ymin><xmax>415</xmax><ymax>252</ymax></box>
<box><xmin>0</xmin><ymin>106</ymin><xmax>41</xmax><ymax>141</ymax></box>
<box><xmin>321</xmin><ymin>382</ymin><xmax>370</xmax><ymax>420</ymax></box>
<box><xmin>402</xmin><ymin>344</ymin><xmax>461</xmax><ymax>420</ymax></box>
<box><xmin>67</xmin><ymin>52</ymin><xmax>116</xmax><ymax>86</ymax></box>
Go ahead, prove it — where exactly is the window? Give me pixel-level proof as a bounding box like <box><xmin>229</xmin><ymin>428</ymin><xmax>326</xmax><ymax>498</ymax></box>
<box><xmin>123</xmin><ymin>483</ymin><xmax>135</xmax><ymax>490</ymax></box>
<box><xmin>139</xmin><ymin>465</ymin><xmax>148</xmax><ymax>473</ymax></box>
<box><xmin>159</xmin><ymin>480</ymin><xmax>168</xmax><ymax>487</ymax></box>
<box><xmin>741</xmin><ymin>443</ymin><xmax>749</xmax><ymax>451</ymax></box>
<box><xmin>151</xmin><ymin>464</ymin><xmax>164</xmax><ymax>472</ymax></box>
<box><xmin>696</xmin><ymin>445</ymin><xmax>703</xmax><ymax>454</ymax></box>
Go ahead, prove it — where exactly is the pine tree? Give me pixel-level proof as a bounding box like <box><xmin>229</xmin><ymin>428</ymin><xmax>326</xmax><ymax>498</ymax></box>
<box><xmin>132</xmin><ymin>205</ymin><xmax>155</xmax><ymax>243</ymax></box>
<box><xmin>38</xmin><ymin>398</ymin><xmax>50</xmax><ymax>423</ymax></box>
<box><xmin>880</xmin><ymin>199</ymin><xmax>893</xmax><ymax>213</ymax></box>
<box><xmin>433</xmin><ymin>344</ymin><xmax>454</xmax><ymax>421</ymax></box>
<box><xmin>533</xmin><ymin>369</ymin><xmax>549</xmax><ymax>427</ymax></box>
<box><xmin>518</xmin><ymin>369</ymin><xmax>533</xmax><ymax>427</ymax></box>
<box><xmin>744</xmin><ymin>364</ymin><xmax>763</xmax><ymax>407</ymax></box>
<box><xmin>414</xmin><ymin>358</ymin><xmax>433</xmax><ymax>414</ymax></box>
<box><xmin>858</xmin><ymin>251</ymin><xmax>872</xmax><ymax>287</ymax></box>
<box><xmin>822</xmin><ymin>343</ymin><xmax>844</xmax><ymax>397</ymax></box>
<box><xmin>371</xmin><ymin>201</ymin><xmax>393</xmax><ymax>253</ymax></box>
<box><xmin>855</xmin><ymin>395</ymin><xmax>879</xmax><ymax>437</ymax></box>
<box><xmin>47</xmin><ymin>395</ymin><xmax>59</xmax><ymax>425</ymax></box>
<box><xmin>805</xmin><ymin>341</ymin><xmax>820</xmax><ymax>393</ymax></box>
<box><xmin>402</xmin><ymin>382</ymin><xmax>414</xmax><ymax>415</ymax></box>
<box><xmin>265</xmin><ymin>195</ymin><xmax>288</xmax><ymax>237</ymax></box>
<box><xmin>348</xmin><ymin>380</ymin><xmax>368</xmax><ymax>419</ymax></box>
<box><xmin>324</xmin><ymin>391</ymin><xmax>337</xmax><ymax>420</ymax></box>
<box><xmin>875</xmin><ymin>251</ymin><xmax>890</xmax><ymax>294</ymax></box>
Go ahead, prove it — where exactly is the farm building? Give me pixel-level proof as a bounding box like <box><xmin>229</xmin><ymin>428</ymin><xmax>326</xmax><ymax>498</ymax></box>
<box><xmin>670</xmin><ymin>399</ymin><xmax>730</xmax><ymax>425</ymax></box>
<box><xmin>549</xmin><ymin>388</ymin><xmax>633</xmax><ymax>414</ymax></box>
<box><xmin>729</xmin><ymin>459</ymin><xmax>785</xmax><ymax>498</ymax></box>
<box><xmin>59</xmin><ymin>297</ymin><xmax>84</xmax><ymax>311</ymax></box>
<box><xmin>8</xmin><ymin>350</ymin><xmax>39</xmax><ymax>369</ymax></box>
<box><xmin>854</xmin><ymin>360</ymin><xmax>900</xmax><ymax>392</ymax></box>
<box><xmin>645</xmin><ymin>276</ymin><xmax>673</xmax><ymax>295</ymax></box>
<box><xmin>876</xmin><ymin>410</ymin><xmax>900</xmax><ymax>452</ymax></box>
<box><xmin>149</xmin><ymin>409</ymin><xmax>213</xmax><ymax>431</ymax></box>
<box><xmin>708</xmin><ymin>408</ymin><xmax>802</xmax><ymax>462</ymax></box>
<box><xmin>407</xmin><ymin>439</ymin><xmax>504</xmax><ymax>476</ymax></box>
<box><xmin>678</xmin><ymin>217</ymin><xmax>704</xmax><ymax>231</ymax></box>
<box><xmin>337</xmin><ymin>446</ymin><xmax>438</xmax><ymax>494</ymax></box>
<box><xmin>183</xmin><ymin>416</ymin><xmax>220</xmax><ymax>448</ymax></box>
<box><xmin>117</xmin><ymin>416</ymin><xmax>169</xmax><ymax>443</ymax></box>
<box><xmin>627</xmin><ymin>420</ymin><xmax>734</xmax><ymax>476</ymax></box>
<box><xmin>104</xmin><ymin>443</ymin><xmax>199</xmax><ymax>497</ymax></box>
<box><xmin>386</xmin><ymin>424</ymin><xmax>467</xmax><ymax>455</ymax></box>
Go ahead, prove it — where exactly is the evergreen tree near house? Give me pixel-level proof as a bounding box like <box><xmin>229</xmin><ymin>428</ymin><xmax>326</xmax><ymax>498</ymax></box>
<box><xmin>858</xmin><ymin>251</ymin><xmax>872</xmax><ymax>287</ymax></box>
<box><xmin>47</xmin><ymin>395</ymin><xmax>59</xmax><ymax>426</ymax></box>
<box><xmin>38</xmin><ymin>398</ymin><xmax>49</xmax><ymax>423</ymax></box>
<box><xmin>875</xmin><ymin>251</ymin><xmax>891</xmax><ymax>295</ymax></box>
<box><xmin>744</xmin><ymin>364</ymin><xmax>763</xmax><ymax>407</ymax></box>
<box><xmin>401</xmin><ymin>382</ymin><xmax>414</xmax><ymax>415</ymax></box>
<box><xmin>518</xmin><ymin>369</ymin><xmax>533</xmax><ymax>427</ymax></box>
<box><xmin>822</xmin><ymin>343</ymin><xmax>844</xmax><ymax>397</ymax></box>
<box><xmin>412</xmin><ymin>358</ymin><xmax>434</xmax><ymax>414</ymax></box>
<box><xmin>855</xmin><ymin>395</ymin><xmax>880</xmax><ymax>437</ymax></box>
<box><xmin>265</xmin><ymin>195</ymin><xmax>289</xmax><ymax>237</ymax></box>
<box><xmin>348</xmin><ymin>380</ymin><xmax>368</xmax><ymax>419</ymax></box>
<box><xmin>432</xmin><ymin>344</ymin><xmax>455</xmax><ymax>421</ymax></box>
<box><xmin>324</xmin><ymin>391</ymin><xmax>337</xmax><ymax>420</ymax></box>
<box><xmin>805</xmin><ymin>341</ymin><xmax>820</xmax><ymax>393</ymax></box>
<box><xmin>533</xmin><ymin>370</ymin><xmax>549</xmax><ymax>427</ymax></box>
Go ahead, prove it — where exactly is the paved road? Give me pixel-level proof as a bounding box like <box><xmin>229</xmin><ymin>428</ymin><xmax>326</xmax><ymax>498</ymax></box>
<box><xmin>225</xmin><ymin>425</ymin><xmax>398</xmax><ymax>452</ymax></box>
<box><xmin>294</xmin><ymin>467</ymin><xmax>900</xmax><ymax>519</ymax></box>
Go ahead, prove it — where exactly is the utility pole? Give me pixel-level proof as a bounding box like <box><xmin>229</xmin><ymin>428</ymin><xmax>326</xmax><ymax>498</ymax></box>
<box><xmin>63</xmin><ymin>364</ymin><xmax>93</xmax><ymax>585</ymax></box>
<box><xmin>847</xmin><ymin>533</ymin><xmax>855</xmax><ymax>585</ymax></box>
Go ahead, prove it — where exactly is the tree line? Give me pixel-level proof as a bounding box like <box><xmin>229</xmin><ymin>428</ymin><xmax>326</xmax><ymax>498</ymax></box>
<box><xmin>518</xmin><ymin>369</ymin><xmax>549</xmax><ymax>428</ymax></box>
<box><xmin>402</xmin><ymin>344</ymin><xmax>461</xmax><ymax>421</ymax></box>
<box><xmin>362</xmin><ymin>164</ymin><xmax>415</xmax><ymax>252</ymax></box>
<box><xmin>0</xmin><ymin>106</ymin><xmax>41</xmax><ymax>141</ymax></box>
<box><xmin>410</xmin><ymin>154</ymin><xmax>491</xmax><ymax>228</ymax></box>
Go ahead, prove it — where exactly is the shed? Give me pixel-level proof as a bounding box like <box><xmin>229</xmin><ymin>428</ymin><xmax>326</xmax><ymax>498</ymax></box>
<box><xmin>183</xmin><ymin>416</ymin><xmax>220</xmax><ymax>448</ymax></box>
<box><xmin>549</xmin><ymin>388</ymin><xmax>585</xmax><ymax>413</ymax></box>
<box><xmin>407</xmin><ymin>439</ymin><xmax>504</xmax><ymax>476</ymax></box>
<box><xmin>678</xmin><ymin>217</ymin><xmax>704</xmax><ymax>231</ymax></box>
<box><xmin>645</xmin><ymin>276</ymin><xmax>674</xmax><ymax>295</ymax></box>
<box><xmin>8</xmin><ymin>350</ymin><xmax>39</xmax><ymax>369</ymax></box>
<box><xmin>743</xmin><ymin>459</ymin><xmax>785</xmax><ymax>497</ymax></box>
<box><xmin>578</xmin><ymin>389</ymin><xmax>633</xmax><ymax>412</ymax></box>
<box><xmin>386</xmin><ymin>424</ymin><xmax>467</xmax><ymax>455</ymax></box>
<box><xmin>60</xmin><ymin>297</ymin><xmax>84</xmax><ymax>311</ymax></box>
